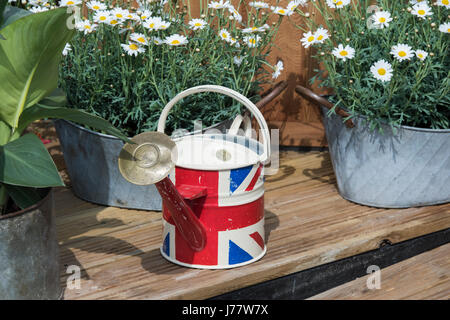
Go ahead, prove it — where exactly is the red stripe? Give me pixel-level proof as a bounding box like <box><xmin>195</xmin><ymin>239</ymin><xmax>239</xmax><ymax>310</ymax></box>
<box><xmin>249</xmin><ymin>231</ymin><xmax>265</xmax><ymax>250</ymax></box>
<box><xmin>245</xmin><ymin>164</ymin><xmax>262</xmax><ymax>191</ymax></box>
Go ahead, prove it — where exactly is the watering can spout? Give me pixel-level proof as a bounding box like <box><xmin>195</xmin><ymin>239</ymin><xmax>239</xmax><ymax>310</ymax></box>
<box><xmin>118</xmin><ymin>131</ymin><xmax>207</xmax><ymax>252</ymax></box>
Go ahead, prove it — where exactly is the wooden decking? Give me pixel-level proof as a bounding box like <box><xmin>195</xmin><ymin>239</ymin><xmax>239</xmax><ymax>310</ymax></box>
<box><xmin>55</xmin><ymin>150</ymin><xmax>450</xmax><ymax>300</ymax></box>
<box><xmin>309</xmin><ymin>243</ymin><xmax>450</xmax><ymax>300</ymax></box>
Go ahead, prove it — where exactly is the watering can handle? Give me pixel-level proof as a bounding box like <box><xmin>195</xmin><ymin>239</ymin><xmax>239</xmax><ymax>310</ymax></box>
<box><xmin>294</xmin><ymin>85</ymin><xmax>355</xmax><ymax>128</ymax></box>
<box><xmin>228</xmin><ymin>114</ymin><xmax>252</xmax><ymax>138</ymax></box>
<box><xmin>157</xmin><ymin>85</ymin><xmax>271</xmax><ymax>163</ymax></box>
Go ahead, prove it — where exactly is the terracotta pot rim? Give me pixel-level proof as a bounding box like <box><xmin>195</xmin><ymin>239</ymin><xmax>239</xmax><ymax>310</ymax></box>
<box><xmin>0</xmin><ymin>188</ymin><xmax>52</xmax><ymax>221</ymax></box>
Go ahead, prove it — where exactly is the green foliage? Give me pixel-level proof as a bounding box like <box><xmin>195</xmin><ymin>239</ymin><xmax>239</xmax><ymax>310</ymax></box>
<box><xmin>57</xmin><ymin>0</ymin><xmax>285</xmax><ymax>136</ymax></box>
<box><xmin>296</xmin><ymin>0</ymin><xmax>449</xmax><ymax>130</ymax></box>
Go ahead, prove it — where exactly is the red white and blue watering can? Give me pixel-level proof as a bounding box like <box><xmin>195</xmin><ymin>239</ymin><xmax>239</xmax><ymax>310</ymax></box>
<box><xmin>118</xmin><ymin>85</ymin><xmax>271</xmax><ymax>269</ymax></box>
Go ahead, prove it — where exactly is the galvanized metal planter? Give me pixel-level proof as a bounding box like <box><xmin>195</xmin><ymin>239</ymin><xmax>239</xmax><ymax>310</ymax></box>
<box><xmin>54</xmin><ymin>119</ymin><xmax>162</xmax><ymax>210</ymax></box>
<box><xmin>296</xmin><ymin>85</ymin><xmax>450</xmax><ymax>208</ymax></box>
<box><xmin>0</xmin><ymin>189</ymin><xmax>62</xmax><ymax>300</ymax></box>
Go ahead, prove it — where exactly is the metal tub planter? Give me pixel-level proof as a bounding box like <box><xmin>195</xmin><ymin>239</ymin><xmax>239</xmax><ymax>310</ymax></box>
<box><xmin>0</xmin><ymin>189</ymin><xmax>62</xmax><ymax>300</ymax></box>
<box><xmin>55</xmin><ymin>82</ymin><xmax>288</xmax><ymax>211</ymax></box>
<box><xmin>296</xmin><ymin>85</ymin><xmax>450</xmax><ymax>209</ymax></box>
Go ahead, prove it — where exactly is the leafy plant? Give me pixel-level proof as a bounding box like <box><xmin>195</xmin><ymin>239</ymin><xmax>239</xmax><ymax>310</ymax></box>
<box><xmin>0</xmin><ymin>4</ymin><xmax>129</xmax><ymax>214</ymax></box>
<box><xmin>295</xmin><ymin>0</ymin><xmax>449</xmax><ymax>130</ymax></box>
<box><xmin>52</xmin><ymin>0</ymin><xmax>289</xmax><ymax>136</ymax></box>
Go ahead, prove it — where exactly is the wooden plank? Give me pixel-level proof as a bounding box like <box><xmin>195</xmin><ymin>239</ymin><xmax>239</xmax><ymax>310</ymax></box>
<box><xmin>57</xmin><ymin>150</ymin><xmax>450</xmax><ymax>300</ymax></box>
<box><xmin>308</xmin><ymin>243</ymin><xmax>450</xmax><ymax>300</ymax></box>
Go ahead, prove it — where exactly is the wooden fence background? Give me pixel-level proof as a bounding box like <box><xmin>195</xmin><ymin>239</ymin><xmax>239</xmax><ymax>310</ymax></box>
<box><xmin>188</xmin><ymin>0</ymin><xmax>327</xmax><ymax>147</ymax></box>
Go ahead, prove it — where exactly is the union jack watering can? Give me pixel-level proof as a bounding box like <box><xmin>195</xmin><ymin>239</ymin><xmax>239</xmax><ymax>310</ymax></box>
<box><xmin>118</xmin><ymin>85</ymin><xmax>271</xmax><ymax>269</ymax></box>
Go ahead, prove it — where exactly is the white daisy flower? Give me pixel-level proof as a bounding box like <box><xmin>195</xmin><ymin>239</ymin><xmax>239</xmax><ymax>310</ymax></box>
<box><xmin>332</xmin><ymin>44</ymin><xmax>355</xmax><ymax>61</ymax></box>
<box><xmin>326</xmin><ymin>0</ymin><xmax>351</xmax><ymax>9</ymax></box>
<box><xmin>75</xmin><ymin>20</ymin><xmax>97</xmax><ymax>34</ymax></box>
<box><xmin>188</xmin><ymin>18</ymin><xmax>207</xmax><ymax>31</ymax></box>
<box><xmin>415</xmin><ymin>49</ymin><xmax>428</xmax><ymax>61</ymax></box>
<box><xmin>152</xmin><ymin>37</ymin><xmax>164</xmax><ymax>45</ymax></box>
<box><xmin>59</xmin><ymin>0</ymin><xmax>81</xmax><ymax>7</ymax></box>
<box><xmin>271</xmin><ymin>6</ymin><xmax>294</xmax><ymax>16</ymax></box>
<box><xmin>228</xmin><ymin>6</ymin><xmax>243</xmax><ymax>23</ymax></box>
<box><xmin>164</xmin><ymin>34</ymin><xmax>188</xmax><ymax>46</ymax></box>
<box><xmin>62</xmin><ymin>43</ymin><xmax>71</xmax><ymax>56</ymax></box>
<box><xmin>121</xmin><ymin>42</ymin><xmax>145</xmax><ymax>56</ymax></box>
<box><xmin>390</xmin><ymin>43</ymin><xmax>414</xmax><ymax>61</ymax></box>
<box><xmin>314</xmin><ymin>27</ymin><xmax>329</xmax><ymax>44</ymax></box>
<box><xmin>219</xmin><ymin>29</ymin><xmax>231</xmax><ymax>41</ymax></box>
<box><xmin>243</xmin><ymin>35</ymin><xmax>261</xmax><ymax>47</ymax></box>
<box><xmin>409</xmin><ymin>0</ymin><xmax>428</xmax><ymax>4</ymax></box>
<box><xmin>272</xmin><ymin>60</ymin><xmax>284</xmax><ymax>79</ymax></box>
<box><xmin>234</xmin><ymin>55</ymin><xmax>244</xmax><ymax>66</ymax></box>
<box><xmin>138</xmin><ymin>9</ymin><xmax>152</xmax><ymax>21</ymax></box>
<box><xmin>158</xmin><ymin>20</ymin><xmax>171</xmax><ymax>30</ymax></box>
<box><xmin>125</xmin><ymin>12</ymin><xmax>139</xmax><ymax>21</ymax></box>
<box><xmin>439</xmin><ymin>22</ymin><xmax>450</xmax><ymax>33</ymax></box>
<box><xmin>287</xmin><ymin>0</ymin><xmax>306</xmax><ymax>11</ymax></box>
<box><xmin>29</xmin><ymin>6</ymin><xmax>49</xmax><ymax>13</ymax></box>
<box><xmin>242</xmin><ymin>24</ymin><xmax>269</xmax><ymax>33</ymax></box>
<box><xmin>208</xmin><ymin>0</ymin><xmax>230</xmax><ymax>9</ymax></box>
<box><xmin>370</xmin><ymin>60</ymin><xmax>393</xmax><ymax>82</ymax></box>
<box><xmin>300</xmin><ymin>31</ymin><xmax>316</xmax><ymax>48</ymax></box>
<box><xmin>143</xmin><ymin>17</ymin><xmax>162</xmax><ymax>30</ymax></box>
<box><xmin>110</xmin><ymin>8</ymin><xmax>128</xmax><ymax>21</ymax></box>
<box><xmin>93</xmin><ymin>10</ymin><xmax>111</xmax><ymax>24</ymax></box>
<box><xmin>371</xmin><ymin>11</ymin><xmax>393</xmax><ymax>29</ymax></box>
<box><xmin>86</xmin><ymin>1</ymin><xmax>106</xmax><ymax>11</ymax></box>
<box><xmin>249</xmin><ymin>1</ymin><xmax>269</xmax><ymax>9</ymax></box>
<box><xmin>435</xmin><ymin>0</ymin><xmax>450</xmax><ymax>8</ymax></box>
<box><xmin>130</xmin><ymin>33</ymin><xmax>148</xmax><ymax>46</ymax></box>
<box><xmin>106</xmin><ymin>17</ymin><xmax>121</xmax><ymax>27</ymax></box>
<box><xmin>411</xmin><ymin>3</ymin><xmax>433</xmax><ymax>20</ymax></box>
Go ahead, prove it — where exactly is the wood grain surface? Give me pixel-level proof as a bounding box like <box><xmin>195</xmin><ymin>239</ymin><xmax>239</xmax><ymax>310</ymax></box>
<box><xmin>309</xmin><ymin>243</ymin><xmax>450</xmax><ymax>300</ymax></box>
<box><xmin>57</xmin><ymin>150</ymin><xmax>450</xmax><ymax>300</ymax></box>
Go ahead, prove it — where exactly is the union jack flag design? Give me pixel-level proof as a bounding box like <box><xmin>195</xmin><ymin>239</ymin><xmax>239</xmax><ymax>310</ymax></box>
<box><xmin>162</xmin><ymin>163</ymin><xmax>266</xmax><ymax>268</ymax></box>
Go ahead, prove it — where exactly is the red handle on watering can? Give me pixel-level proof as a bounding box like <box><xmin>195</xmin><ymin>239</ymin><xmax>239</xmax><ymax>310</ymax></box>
<box><xmin>155</xmin><ymin>177</ymin><xmax>207</xmax><ymax>252</ymax></box>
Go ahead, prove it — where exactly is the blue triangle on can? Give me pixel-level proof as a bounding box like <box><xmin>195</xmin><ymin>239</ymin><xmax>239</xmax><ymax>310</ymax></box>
<box><xmin>229</xmin><ymin>240</ymin><xmax>253</xmax><ymax>265</ymax></box>
<box><xmin>163</xmin><ymin>233</ymin><xmax>170</xmax><ymax>256</ymax></box>
<box><xmin>230</xmin><ymin>165</ymin><xmax>253</xmax><ymax>193</ymax></box>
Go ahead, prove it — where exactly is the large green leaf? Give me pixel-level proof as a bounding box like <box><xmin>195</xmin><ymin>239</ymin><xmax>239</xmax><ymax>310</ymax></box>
<box><xmin>0</xmin><ymin>8</ymin><xmax>74</xmax><ymax>129</ymax></box>
<box><xmin>15</xmin><ymin>102</ymin><xmax>132</xmax><ymax>143</ymax></box>
<box><xmin>0</xmin><ymin>0</ymin><xmax>7</xmax><ymax>28</ymax></box>
<box><xmin>3</xmin><ymin>183</ymin><xmax>44</xmax><ymax>209</ymax></box>
<box><xmin>0</xmin><ymin>133</ymin><xmax>64</xmax><ymax>187</ymax></box>
<box><xmin>0</xmin><ymin>5</ymin><xmax>31</xmax><ymax>30</ymax></box>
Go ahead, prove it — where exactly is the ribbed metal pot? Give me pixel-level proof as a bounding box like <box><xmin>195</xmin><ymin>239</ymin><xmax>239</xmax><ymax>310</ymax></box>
<box><xmin>54</xmin><ymin>119</ymin><xmax>162</xmax><ymax>210</ymax></box>
<box><xmin>322</xmin><ymin>106</ymin><xmax>450</xmax><ymax>208</ymax></box>
<box><xmin>0</xmin><ymin>189</ymin><xmax>62</xmax><ymax>299</ymax></box>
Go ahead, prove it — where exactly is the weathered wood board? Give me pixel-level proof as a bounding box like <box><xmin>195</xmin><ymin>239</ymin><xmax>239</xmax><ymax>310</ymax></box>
<box><xmin>56</xmin><ymin>150</ymin><xmax>450</xmax><ymax>299</ymax></box>
<box><xmin>309</xmin><ymin>243</ymin><xmax>450</xmax><ymax>300</ymax></box>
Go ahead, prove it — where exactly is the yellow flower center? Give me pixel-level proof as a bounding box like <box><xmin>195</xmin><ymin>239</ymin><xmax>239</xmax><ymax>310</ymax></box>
<box><xmin>337</xmin><ymin>1</ymin><xmax>343</xmax><ymax>5</ymax></box>
<box><xmin>67</xmin><ymin>1</ymin><xmax>74</xmax><ymax>5</ymax></box>
<box><xmin>444</xmin><ymin>0</ymin><xmax>449</xmax><ymax>4</ymax></box>
<box><xmin>249</xmin><ymin>38</ymin><xmax>256</xmax><ymax>44</ymax></box>
<box><xmin>307</xmin><ymin>36</ymin><xmax>315</xmax><ymax>42</ymax></box>
<box><xmin>129</xmin><ymin>44</ymin><xmax>139</xmax><ymax>50</ymax></box>
<box><xmin>137</xmin><ymin>37</ymin><xmax>145</xmax><ymax>43</ymax></box>
<box><xmin>317</xmin><ymin>35</ymin><xmax>324</xmax><ymax>40</ymax></box>
<box><xmin>278</xmin><ymin>9</ymin><xmax>285</xmax><ymax>14</ymax></box>
<box><xmin>418</xmin><ymin>9</ymin><xmax>426</xmax><ymax>15</ymax></box>
<box><xmin>141</xmin><ymin>16</ymin><xmax>148</xmax><ymax>20</ymax></box>
<box><xmin>379</xmin><ymin>17</ymin><xmax>386</xmax><ymax>23</ymax></box>
<box><xmin>378</xmin><ymin>68</ymin><xmax>386</xmax><ymax>76</ymax></box>
<box><xmin>84</xmin><ymin>25</ymin><xmax>91</xmax><ymax>29</ymax></box>
<box><xmin>418</xmin><ymin>53</ymin><xmax>424</xmax><ymax>58</ymax></box>
<box><xmin>93</xmin><ymin>5</ymin><xmax>99</xmax><ymax>9</ymax></box>
<box><xmin>100</xmin><ymin>16</ymin><xmax>106</xmax><ymax>21</ymax></box>
<box><xmin>195</xmin><ymin>23</ymin><xmax>202</xmax><ymax>27</ymax></box>
<box><xmin>110</xmin><ymin>20</ymin><xmax>118</xmax><ymax>25</ymax></box>
<box><xmin>116</xmin><ymin>14</ymin><xmax>123</xmax><ymax>18</ymax></box>
<box><xmin>340</xmin><ymin>50</ymin><xmax>348</xmax><ymax>56</ymax></box>
<box><xmin>149</xmin><ymin>23</ymin><xmax>155</xmax><ymax>28</ymax></box>
<box><xmin>398</xmin><ymin>51</ymin><xmax>407</xmax><ymax>57</ymax></box>
<box><xmin>171</xmin><ymin>40</ymin><xmax>180</xmax><ymax>45</ymax></box>
<box><xmin>222</xmin><ymin>33</ymin><xmax>228</xmax><ymax>38</ymax></box>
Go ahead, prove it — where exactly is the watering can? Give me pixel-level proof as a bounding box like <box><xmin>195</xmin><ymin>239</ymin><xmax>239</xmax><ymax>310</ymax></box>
<box><xmin>118</xmin><ymin>85</ymin><xmax>271</xmax><ymax>269</ymax></box>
